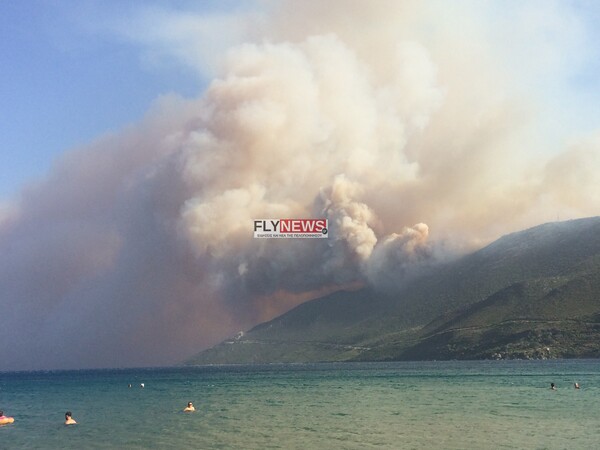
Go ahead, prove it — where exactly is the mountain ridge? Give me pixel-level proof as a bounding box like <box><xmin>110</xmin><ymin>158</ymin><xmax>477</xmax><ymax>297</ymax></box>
<box><xmin>187</xmin><ymin>217</ymin><xmax>600</xmax><ymax>364</ymax></box>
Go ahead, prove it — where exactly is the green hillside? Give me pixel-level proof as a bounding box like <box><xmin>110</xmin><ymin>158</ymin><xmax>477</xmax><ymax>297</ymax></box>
<box><xmin>187</xmin><ymin>217</ymin><xmax>600</xmax><ymax>364</ymax></box>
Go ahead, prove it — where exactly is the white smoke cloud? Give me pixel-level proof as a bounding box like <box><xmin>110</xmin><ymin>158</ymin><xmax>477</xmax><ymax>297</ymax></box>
<box><xmin>318</xmin><ymin>175</ymin><xmax>378</xmax><ymax>261</ymax></box>
<box><xmin>1</xmin><ymin>0</ymin><xmax>600</xmax><ymax>370</ymax></box>
<box><xmin>366</xmin><ymin>223</ymin><xmax>432</xmax><ymax>292</ymax></box>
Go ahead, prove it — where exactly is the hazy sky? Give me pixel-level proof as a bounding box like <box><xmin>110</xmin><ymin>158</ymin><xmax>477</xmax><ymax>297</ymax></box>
<box><xmin>1</xmin><ymin>0</ymin><xmax>600</xmax><ymax>370</ymax></box>
<box><xmin>1</xmin><ymin>0</ymin><xmax>600</xmax><ymax>202</ymax></box>
<box><xmin>0</xmin><ymin>0</ymin><xmax>229</xmax><ymax>199</ymax></box>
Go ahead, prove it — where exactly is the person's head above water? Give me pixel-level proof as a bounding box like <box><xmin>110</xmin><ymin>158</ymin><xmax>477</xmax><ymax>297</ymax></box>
<box><xmin>183</xmin><ymin>401</ymin><xmax>195</xmax><ymax>412</ymax></box>
<box><xmin>64</xmin><ymin>411</ymin><xmax>77</xmax><ymax>425</ymax></box>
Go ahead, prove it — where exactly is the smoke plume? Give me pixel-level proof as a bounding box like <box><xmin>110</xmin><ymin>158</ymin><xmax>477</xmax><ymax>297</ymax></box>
<box><xmin>1</xmin><ymin>0</ymin><xmax>599</xmax><ymax>369</ymax></box>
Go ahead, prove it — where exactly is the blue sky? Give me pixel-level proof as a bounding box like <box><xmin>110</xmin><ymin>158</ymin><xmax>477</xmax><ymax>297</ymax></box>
<box><xmin>0</xmin><ymin>0</ymin><xmax>244</xmax><ymax>200</ymax></box>
<box><xmin>2</xmin><ymin>0</ymin><xmax>600</xmax><ymax>202</ymax></box>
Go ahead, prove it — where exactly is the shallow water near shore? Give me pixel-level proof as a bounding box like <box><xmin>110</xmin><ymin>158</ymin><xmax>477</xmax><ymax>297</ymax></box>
<box><xmin>1</xmin><ymin>360</ymin><xmax>599</xmax><ymax>449</ymax></box>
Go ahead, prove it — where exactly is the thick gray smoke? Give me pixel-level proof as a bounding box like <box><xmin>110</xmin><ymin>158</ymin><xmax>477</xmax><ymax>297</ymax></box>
<box><xmin>1</xmin><ymin>1</ymin><xmax>599</xmax><ymax>370</ymax></box>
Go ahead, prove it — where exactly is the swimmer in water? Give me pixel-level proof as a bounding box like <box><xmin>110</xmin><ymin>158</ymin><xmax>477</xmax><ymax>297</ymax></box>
<box><xmin>574</xmin><ymin>382</ymin><xmax>580</xmax><ymax>389</ymax></box>
<box><xmin>65</xmin><ymin>411</ymin><xmax>77</xmax><ymax>425</ymax></box>
<box><xmin>0</xmin><ymin>410</ymin><xmax>15</xmax><ymax>425</ymax></box>
<box><xmin>550</xmin><ymin>383</ymin><xmax>557</xmax><ymax>390</ymax></box>
<box><xmin>183</xmin><ymin>402</ymin><xmax>195</xmax><ymax>412</ymax></box>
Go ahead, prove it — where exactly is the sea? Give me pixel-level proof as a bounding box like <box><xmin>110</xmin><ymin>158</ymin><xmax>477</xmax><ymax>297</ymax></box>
<box><xmin>1</xmin><ymin>360</ymin><xmax>599</xmax><ymax>449</ymax></box>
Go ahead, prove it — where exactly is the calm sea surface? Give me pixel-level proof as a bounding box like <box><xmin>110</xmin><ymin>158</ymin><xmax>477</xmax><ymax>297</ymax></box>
<box><xmin>1</xmin><ymin>360</ymin><xmax>599</xmax><ymax>449</ymax></box>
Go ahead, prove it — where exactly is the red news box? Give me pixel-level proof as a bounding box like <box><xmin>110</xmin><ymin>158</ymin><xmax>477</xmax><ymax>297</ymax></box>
<box><xmin>280</xmin><ymin>219</ymin><xmax>327</xmax><ymax>233</ymax></box>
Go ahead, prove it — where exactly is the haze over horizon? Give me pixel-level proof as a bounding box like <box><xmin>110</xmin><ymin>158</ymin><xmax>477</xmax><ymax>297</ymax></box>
<box><xmin>1</xmin><ymin>0</ymin><xmax>600</xmax><ymax>371</ymax></box>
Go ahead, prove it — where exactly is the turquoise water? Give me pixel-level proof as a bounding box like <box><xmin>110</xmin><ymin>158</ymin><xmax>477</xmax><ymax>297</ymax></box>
<box><xmin>1</xmin><ymin>360</ymin><xmax>599</xmax><ymax>449</ymax></box>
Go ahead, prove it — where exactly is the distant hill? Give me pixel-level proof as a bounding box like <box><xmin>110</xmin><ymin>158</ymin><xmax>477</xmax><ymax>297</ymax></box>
<box><xmin>187</xmin><ymin>217</ymin><xmax>600</xmax><ymax>364</ymax></box>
